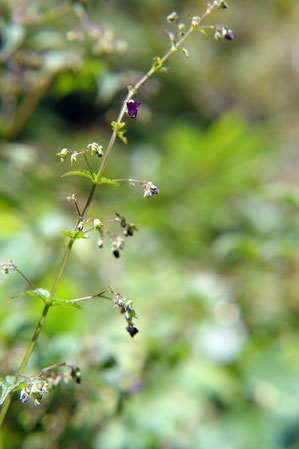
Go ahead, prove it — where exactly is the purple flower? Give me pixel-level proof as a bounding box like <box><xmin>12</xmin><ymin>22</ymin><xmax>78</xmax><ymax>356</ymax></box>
<box><xmin>126</xmin><ymin>101</ymin><xmax>141</xmax><ymax>119</ymax></box>
<box><xmin>20</xmin><ymin>390</ymin><xmax>29</xmax><ymax>404</ymax></box>
<box><xmin>126</xmin><ymin>325</ymin><xmax>139</xmax><ymax>338</ymax></box>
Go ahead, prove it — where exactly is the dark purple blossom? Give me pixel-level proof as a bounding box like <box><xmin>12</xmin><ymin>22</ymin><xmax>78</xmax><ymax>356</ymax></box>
<box><xmin>20</xmin><ymin>390</ymin><xmax>29</xmax><ymax>404</ymax></box>
<box><xmin>126</xmin><ymin>101</ymin><xmax>141</xmax><ymax>119</ymax></box>
<box><xmin>126</xmin><ymin>325</ymin><xmax>139</xmax><ymax>338</ymax></box>
<box><xmin>113</xmin><ymin>249</ymin><xmax>120</xmax><ymax>258</ymax></box>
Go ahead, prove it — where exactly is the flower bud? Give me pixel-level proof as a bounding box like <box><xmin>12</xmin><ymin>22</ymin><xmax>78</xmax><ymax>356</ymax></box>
<box><xmin>87</xmin><ymin>142</ymin><xmax>103</xmax><ymax>157</ymax></box>
<box><xmin>191</xmin><ymin>16</ymin><xmax>201</xmax><ymax>28</ymax></box>
<box><xmin>97</xmin><ymin>237</ymin><xmax>104</xmax><ymax>248</ymax></box>
<box><xmin>77</xmin><ymin>221</ymin><xmax>84</xmax><ymax>231</ymax></box>
<box><xmin>149</xmin><ymin>183</ymin><xmax>160</xmax><ymax>195</ymax></box>
<box><xmin>20</xmin><ymin>389</ymin><xmax>30</xmax><ymax>404</ymax></box>
<box><xmin>94</xmin><ymin>218</ymin><xmax>102</xmax><ymax>230</ymax></box>
<box><xmin>126</xmin><ymin>326</ymin><xmax>138</xmax><ymax>338</ymax></box>
<box><xmin>178</xmin><ymin>22</ymin><xmax>185</xmax><ymax>36</ymax></box>
<box><xmin>113</xmin><ymin>249</ymin><xmax>120</xmax><ymax>258</ymax></box>
<box><xmin>167</xmin><ymin>11</ymin><xmax>178</xmax><ymax>23</ymax></box>
<box><xmin>218</xmin><ymin>0</ymin><xmax>228</xmax><ymax>9</ymax></box>
<box><xmin>33</xmin><ymin>393</ymin><xmax>42</xmax><ymax>407</ymax></box>
<box><xmin>56</xmin><ymin>148</ymin><xmax>68</xmax><ymax>162</ymax></box>
<box><xmin>71</xmin><ymin>153</ymin><xmax>77</xmax><ymax>165</ymax></box>
<box><xmin>223</xmin><ymin>28</ymin><xmax>234</xmax><ymax>40</ymax></box>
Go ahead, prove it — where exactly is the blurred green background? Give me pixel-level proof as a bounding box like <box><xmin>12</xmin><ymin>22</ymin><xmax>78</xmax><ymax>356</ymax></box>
<box><xmin>1</xmin><ymin>0</ymin><xmax>299</xmax><ymax>448</ymax></box>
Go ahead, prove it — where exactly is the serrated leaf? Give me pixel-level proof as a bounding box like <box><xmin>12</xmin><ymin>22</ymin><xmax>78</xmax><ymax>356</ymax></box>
<box><xmin>7</xmin><ymin>288</ymin><xmax>50</xmax><ymax>304</ymax></box>
<box><xmin>61</xmin><ymin>230</ymin><xmax>87</xmax><ymax>240</ymax></box>
<box><xmin>0</xmin><ymin>377</ymin><xmax>26</xmax><ymax>405</ymax></box>
<box><xmin>51</xmin><ymin>299</ymin><xmax>83</xmax><ymax>310</ymax></box>
<box><xmin>61</xmin><ymin>169</ymin><xmax>96</xmax><ymax>182</ymax></box>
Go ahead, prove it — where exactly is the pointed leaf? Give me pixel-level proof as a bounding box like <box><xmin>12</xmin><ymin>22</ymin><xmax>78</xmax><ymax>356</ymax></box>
<box><xmin>199</xmin><ymin>28</ymin><xmax>208</xmax><ymax>36</ymax></box>
<box><xmin>61</xmin><ymin>169</ymin><xmax>96</xmax><ymax>181</ymax></box>
<box><xmin>61</xmin><ymin>230</ymin><xmax>87</xmax><ymax>240</ymax></box>
<box><xmin>0</xmin><ymin>377</ymin><xmax>27</xmax><ymax>405</ymax></box>
<box><xmin>51</xmin><ymin>299</ymin><xmax>83</xmax><ymax>310</ymax></box>
<box><xmin>7</xmin><ymin>288</ymin><xmax>50</xmax><ymax>304</ymax></box>
<box><xmin>98</xmin><ymin>177</ymin><xmax>124</xmax><ymax>189</ymax></box>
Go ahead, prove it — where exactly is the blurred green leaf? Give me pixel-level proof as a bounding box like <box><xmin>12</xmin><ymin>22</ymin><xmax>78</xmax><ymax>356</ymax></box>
<box><xmin>51</xmin><ymin>299</ymin><xmax>83</xmax><ymax>310</ymax></box>
<box><xmin>61</xmin><ymin>230</ymin><xmax>87</xmax><ymax>239</ymax></box>
<box><xmin>7</xmin><ymin>288</ymin><xmax>50</xmax><ymax>304</ymax></box>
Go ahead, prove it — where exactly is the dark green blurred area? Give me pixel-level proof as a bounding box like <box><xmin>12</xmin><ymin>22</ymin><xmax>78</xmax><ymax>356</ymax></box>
<box><xmin>1</xmin><ymin>0</ymin><xmax>299</xmax><ymax>448</ymax></box>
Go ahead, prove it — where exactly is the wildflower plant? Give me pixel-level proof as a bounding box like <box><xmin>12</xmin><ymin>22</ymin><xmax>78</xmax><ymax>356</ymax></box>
<box><xmin>0</xmin><ymin>0</ymin><xmax>233</xmax><ymax>428</ymax></box>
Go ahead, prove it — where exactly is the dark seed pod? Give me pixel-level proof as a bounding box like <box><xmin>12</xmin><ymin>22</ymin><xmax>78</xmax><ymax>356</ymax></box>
<box><xmin>126</xmin><ymin>326</ymin><xmax>139</xmax><ymax>338</ymax></box>
<box><xmin>224</xmin><ymin>29</ymin><xmax>234</xmax><ymax>40</ymax></box>
<box><xmin>113</xmin><ymin>249</ymin><xmax>120</xmax><ymax>258</ymax></box>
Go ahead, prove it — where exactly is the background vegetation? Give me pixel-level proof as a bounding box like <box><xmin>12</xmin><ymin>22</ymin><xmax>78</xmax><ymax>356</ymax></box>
<box><xmin>1</xmin><ymin>0</ymin><xmax>299</xmax><ymax>448</ymax></box>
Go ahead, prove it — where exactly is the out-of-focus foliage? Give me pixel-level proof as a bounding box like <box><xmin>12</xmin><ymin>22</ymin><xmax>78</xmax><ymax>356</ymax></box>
<box><xmin>1</xmin><ymin>0</ymin><xmax>299</xmax><ymax>448</ymax></box>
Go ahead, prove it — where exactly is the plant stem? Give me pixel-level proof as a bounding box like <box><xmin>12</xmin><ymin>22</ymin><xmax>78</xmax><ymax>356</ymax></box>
<box><xmin>0</xmin><ymin>0</ymin><xmax>219</xmax><ymax>427</ymax></box>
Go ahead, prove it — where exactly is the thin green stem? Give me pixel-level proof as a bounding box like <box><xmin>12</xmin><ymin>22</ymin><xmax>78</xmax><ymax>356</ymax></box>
<box><xmin>11</xmin><ymin>264</ymin><xmax>36</xmax><ymax>289</ymax></box>
<box><xmin>0</xmin><ymin>0</ymin><xmax>219</xmax><ymax>427</ymax></box>
<box><xmin>83</xmin><ymin>153</ymin><xmax>95</xmax><ymax>180</ymax></box>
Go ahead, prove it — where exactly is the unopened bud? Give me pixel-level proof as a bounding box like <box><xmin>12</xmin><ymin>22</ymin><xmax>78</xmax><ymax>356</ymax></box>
<box><xmin>126</xmin><ymin>325</ymin><xmax>138</xmax><ymax>338</ymax></box>
<box><xmin>178</xmin><ymin>23</ymin><xmax>185</xmax><ymax>35</ymax></box>
<box><xmin>166</xmin><ymin>11</ymin><xmax>179</xmax><ymax>23</ymax></box>
<box><xmin>223</xmin><ymin>27</ymin><xmax>234</xmax><ymax>40</ymax></box>
<box><xmin>56</xmin><ymin>148</ymin><xmax>68</xmax><ymax>162</ymax></box>
<box><xmin>87</xmin><ymin>142</ymin><xmax>104</xmax><ymax>157</ymax></box>
<box><xmin>77</xmin><ymin>221</ymin><xmax>84</xmax><ymax>231</ymax></box>
<box><xmin>218</xmin><ymin>0</ymin><xmax>228</xmax><ymax>9</ymax></box>
<box><xmin>191</xmin><ymin>16</ymin><xmax>201</xmax><ymax>28</ymax></box>
<box><xmin>94</xmin><ymin>218</ymin><xmax>102</xmax><ymax>230</ymax></box>
<box><xmin>71</xmin><ymin>153</ymin><xmax>77</xmax><ymax>164</ymax></box>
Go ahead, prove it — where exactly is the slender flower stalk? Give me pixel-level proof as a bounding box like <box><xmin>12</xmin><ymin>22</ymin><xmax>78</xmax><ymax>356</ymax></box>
<box><xmin>0</xmin><ymin>0</ymin><xmax>225</xmax><ymax>427</ymax></box>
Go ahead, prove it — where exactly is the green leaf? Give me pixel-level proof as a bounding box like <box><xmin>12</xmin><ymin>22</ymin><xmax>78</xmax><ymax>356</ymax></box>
<box><xmin>152</xmin><ymin>57</ymin><xmax>168</xmax><ymax>73</ymax></box>
<box><xmin>61</xmin><ymin>169</ymin><xmax>96</xmax><ymax>182</ymax></box>
<box><xmin>199</xmin><ymin>28</ymin><xmax>208</xmax><ymax>36</ymax></box>
<box><xmin>111</xmin><ymin>121</ymin><xmax>127</xmax><ymax>144</ymax></box>
<box><xmin>7</xmin><ymin>288</ymin><xmax>50</xmax><ymax>304</ymax></box>
<box><xmin>51</xmin><ymin>299</ymin><xmax>83</xmax><ymax>310</ymax></box>
<box><xmin>98</xmin><ymin>177</ymin><xmax>123</xmax><ymax>189</ymax></box>
<box><xmin>61</xmin><ymin>230</ymin><xmax>87</xmax><ymax>240</ymax></box>
<box><xmin>178</xmin><ymin>47</ymin><xmax>189</xmax><ymax>58</ymax></box>
<box><xmin>0</xmin><ymin>377</ymin><xmax>26</xmax><ymax>405</ymax></box>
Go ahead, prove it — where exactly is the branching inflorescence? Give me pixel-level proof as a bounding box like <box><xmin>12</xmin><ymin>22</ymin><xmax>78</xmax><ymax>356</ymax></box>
<box><xmin>0</xmin><ymin>0</ymin><xmax>233</xmax><ymax>426</ymax></box>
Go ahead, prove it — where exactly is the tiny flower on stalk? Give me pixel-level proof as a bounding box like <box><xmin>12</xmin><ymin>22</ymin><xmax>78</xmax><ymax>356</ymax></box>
<box><xmin>87</xmin><ymin>142</ymin><xmax>104</xmax><ymax>158</ymax></box>
<box><xmin>20</xmin><ymin>389</ymin><xmax>30</xmax><ymax>404</ymax></box>
<box><xmin>143</xmin><ymin>182</ymin><xmax>160</xmax><ymax>198</ymax></box>
<box><xmin>71</xmin><ymin>153</ymin><xmax>77</xmax><ymax>165</ymax></box>
<box><xmin>223</xmin><ymin>27</ymin><xmax>234</xmax><ymax>40</ymax></box>
<box><xmin>33</xmin><ymin>392</ymin><xmax>42</xmax><ymax>407</ymax></box>
<box><xmin>93</xmin><ymin>218</ymin><xmax>102</xmax><ymax>230</ymax></box>
<box><xmin>167</xmin><ymin>11</ymin><xmax>179</xmax><ymax>23</ymax></box>
<box><xmin>126</xmin><ymin>100</ymin><xmax>141</xmax><ymax>119</ymax></box>
<box><xmin>76</xmin><ymin>220</ymin><xmax>85</xmax><ymax>231</ymax></box>
<box><xmin>191</xmin><ymin>16</ymin><xmax>201</xmax><ymax>28</ymax></box>
<box><xmin>126</xmin><ymin>326</ymin><xmax>139</xmax><ymax>338</ymax></box>
<box><xmin>111</xmin><ymin>236</ymin><xmax>124</xmax><ymax>258</ymax></box>
<box><xmin>56</xmin><ymin>148</ymin><xmax>68</xmax><ymax>162</ymax></box>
